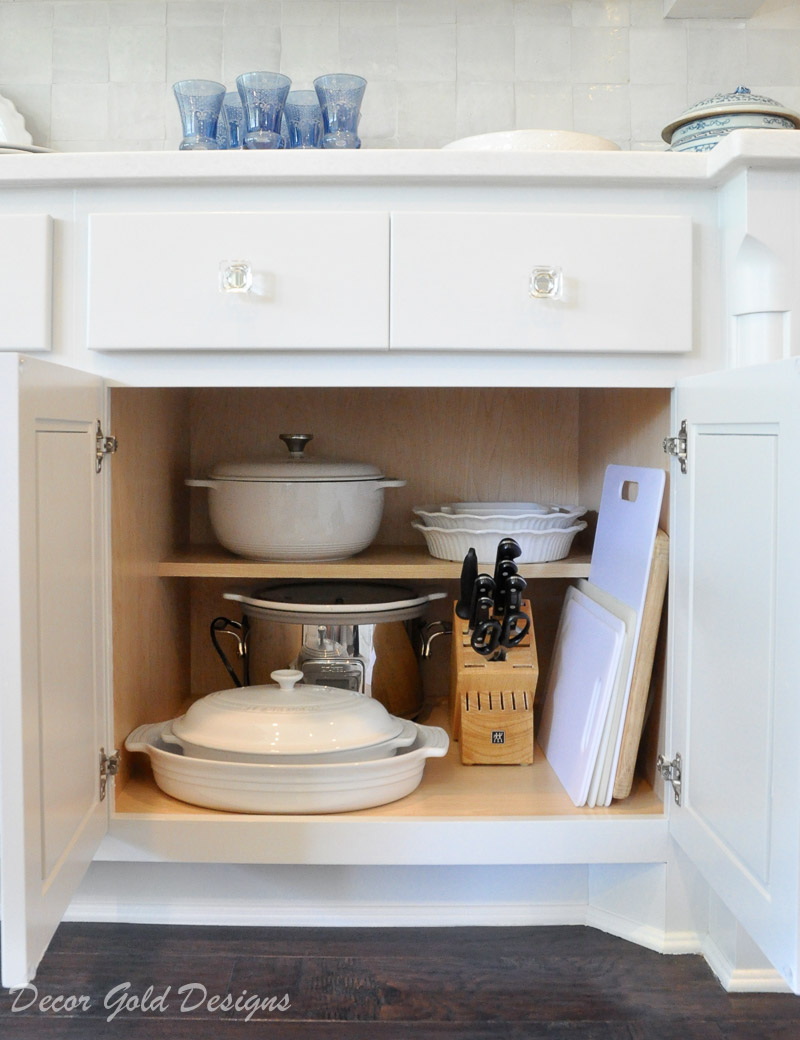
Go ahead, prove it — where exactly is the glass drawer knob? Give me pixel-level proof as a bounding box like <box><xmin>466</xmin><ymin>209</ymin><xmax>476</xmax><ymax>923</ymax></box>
<box><xmin>529</xmin><ymin>266</ymin><xmax>563</xmax><ymax>300</ymax></box>
<box><xmin>220</xmin><ymin>260</ymin><xmax>253</xmax><ymax>294</ymax></box>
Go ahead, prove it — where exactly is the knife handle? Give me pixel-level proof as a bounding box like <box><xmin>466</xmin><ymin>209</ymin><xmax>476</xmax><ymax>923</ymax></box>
<box><xmin>455</xmin><ymin>547</ymin><xmax>478</xmax><ymax>620</ymax></box>
<box><xmin>493</xmin><ymin>558</ymin><xmax>519</xmax><ymax>615</ymax></box>
<box><xmin>469</xmin><ymin>575</ymin><xmax>495</xmax><ymax>629</ymax></box>
<box><xmin>504</xmin><ymin>574</ymin><xmax>527</xmax><ymax>615</ymax></box>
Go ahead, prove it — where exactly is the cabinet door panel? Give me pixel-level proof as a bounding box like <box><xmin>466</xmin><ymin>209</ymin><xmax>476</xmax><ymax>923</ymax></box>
<box><xmin>0</xmin><ymin>356</ymin><xmax>108</xmax><ymax>989</ymax></box>
<box><xmin>391</xmin><ymin>212</ymin><xmax>692</xmax><ymax>353</ymax></box>
<box><xmin>87</xmin><ymin>211</ymin><xmax>389</xmax><ymax>351</ymax></box>
<box><xmin>0</xmin><ymin>214</ymin><xmax>52</xmax><ymax>352</ymax></box>
<box><xmin>670</xmin><ymin>358</ymin><xmax>800</xmax><ymax>992</ymax></box>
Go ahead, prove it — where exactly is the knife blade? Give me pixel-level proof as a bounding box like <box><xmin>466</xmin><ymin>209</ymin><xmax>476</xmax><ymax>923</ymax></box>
<box><xmin>455</xmin><ymin>547</ymin><xmax>478</xmax><ymax>620</ymax></box>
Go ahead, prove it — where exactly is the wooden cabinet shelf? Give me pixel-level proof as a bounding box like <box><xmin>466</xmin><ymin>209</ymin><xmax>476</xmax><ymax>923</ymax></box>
<box><xmin>157</xmin><ymin>544</ymin><xmax>593</xmax><ymax>580</ymax></box>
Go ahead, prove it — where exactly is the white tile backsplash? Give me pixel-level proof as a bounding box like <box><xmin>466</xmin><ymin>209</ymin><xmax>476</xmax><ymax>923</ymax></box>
<box><xmin>0</xmin><ymin>0</ymin><xmax>796</xmax><ymax>151</ymax></box>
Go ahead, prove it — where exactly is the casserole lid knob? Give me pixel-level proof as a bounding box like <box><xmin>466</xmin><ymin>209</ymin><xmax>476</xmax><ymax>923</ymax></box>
<box><xmin>279</xmin><ymin>433</ymin><xmax>313</xmax><ymax>458</ymax></box>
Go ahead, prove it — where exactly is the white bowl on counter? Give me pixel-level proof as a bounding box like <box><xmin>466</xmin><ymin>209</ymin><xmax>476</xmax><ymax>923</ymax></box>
<box><xmin>126</xmin><ymin>721</ymin><xmax>449</xmax><ymax>814</ymax></box>
<box><xmin>412</xmin><ymin>521</ymin><xmax>587</xmax><ymax>564</ymax></box>
<box><xmin>413</xmin><ymin>504</ymin><xmax>588</xmax><ymax>531</ymax></box>
<box><xmin>442</xmin><ymin>129</ymin><xmax>620</xmax><ymax>152</ymax></box>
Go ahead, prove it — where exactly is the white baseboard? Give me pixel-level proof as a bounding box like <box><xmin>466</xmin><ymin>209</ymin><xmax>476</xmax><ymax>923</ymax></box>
<box><xmin>701</xmin><ymin>935</ymin><xmax>792</xmax><ymax>994</ymax></box>
<box><xmin>63</xmin><ymin>896</ymin><xmax>791</xmax><ymax>993</ymax></box>
<box><xmin>586</xmin><ymin>906</ymin><xmax>701</xmax><ymax>956</ymax></box>
<box><xmin>64</xmin><ymin>900</ymin><xmax>588</xmax><ymax>929</ymax></box>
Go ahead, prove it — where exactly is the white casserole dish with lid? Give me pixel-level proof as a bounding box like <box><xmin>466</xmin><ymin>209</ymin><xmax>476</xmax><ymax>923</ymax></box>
<box><xmin>126</xmin><ymin>721</ymin><xmax>449</xmax><ymax>814</ymax></box>
<box><xmin>163</xmin><ymin>669</ymin><xmax>417</xmax><ymax>764</ymax></box>
<box><xmin>186</xmin><ymin>433</ymin><xmax>406</xmax><ymax>562</ymax></box>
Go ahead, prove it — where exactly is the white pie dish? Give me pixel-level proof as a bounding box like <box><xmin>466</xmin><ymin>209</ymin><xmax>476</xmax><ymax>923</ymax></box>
<box><xmin>125</xmin><ymin>721</ymin><xmax>449</xmax><ymax>813</ymax></box>
<box><xmin>413</xmin><ymin>504</ymin><xmax>588</xmax><ymax>531</ymax></box>
<box><xmin>412</xmin><ymin>521</ymin><xmax>587</xmax><ymax>564</ymax></box>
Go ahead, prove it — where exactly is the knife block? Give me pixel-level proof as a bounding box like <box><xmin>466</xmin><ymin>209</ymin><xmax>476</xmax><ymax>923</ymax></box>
<box><xmin>449</xmin><ymin>600</ymin><xmax>538</xmax><ymax>765</ymax></box>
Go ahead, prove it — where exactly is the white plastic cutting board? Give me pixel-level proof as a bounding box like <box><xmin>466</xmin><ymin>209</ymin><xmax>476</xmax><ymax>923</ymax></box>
<box><xmin>588</xmin><ymin>465</ymin><xmax>664</xmax><ymax>792</ymax></box>
<box><xmin>577</xmin><ymin>580</ymin><xmax>636</xmax><ymax>808</ymax></box>
<box><xmin>539</xmin><ymin>586</ymin><xmax>626</xmax><ymax>807</ymax></box>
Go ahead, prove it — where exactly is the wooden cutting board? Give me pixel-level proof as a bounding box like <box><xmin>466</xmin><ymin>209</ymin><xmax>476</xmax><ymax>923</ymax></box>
<box><xmin>611</xmin><ymin>529</ymin><xmax>669</xmax><ymax>800</ymax></box>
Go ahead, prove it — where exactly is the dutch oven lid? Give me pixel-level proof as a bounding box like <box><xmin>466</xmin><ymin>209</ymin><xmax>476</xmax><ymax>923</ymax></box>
<box><xmin>224</xmin><ymin>581</ymin><xmax>447</xmax><ymax>624</ymax></box>
<box><xmin>170</xmin><ymin>669</ymin><xmax>406</xmax><ymax>755</ymax></box>
<box><xmin>661</xmin><ymin>85</ymin><xmax>800</xmax><ymax>142</ymax></box>
<box><xmin>210</xmin><ymin>434</ymin><xmax>384</xmax><ymax>482</ymax></box>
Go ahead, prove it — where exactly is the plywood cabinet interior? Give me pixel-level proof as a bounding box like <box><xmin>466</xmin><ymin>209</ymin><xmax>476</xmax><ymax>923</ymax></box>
<box><xmin>109</xmin><ymin>385</ymin><xmax>670</xmax><ymax>820</ymax></box>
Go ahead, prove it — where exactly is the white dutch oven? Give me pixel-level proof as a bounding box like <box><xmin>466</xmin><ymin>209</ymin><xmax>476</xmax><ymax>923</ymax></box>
<box><xmin>162</xmin><ymin>669</ymin><xmax>418</xmax><ymax>764</ymax></box>
<box><xmin>187</xmin><ymin>433</ymin><xmax>406</xmax><ymax>561</ymax></box>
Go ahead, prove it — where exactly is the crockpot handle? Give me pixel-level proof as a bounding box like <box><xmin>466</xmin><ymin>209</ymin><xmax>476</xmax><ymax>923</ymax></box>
<box><xmin>376</xmin><ymin>478</ymin><xmax>407</xmax><ymax>489</ymax></box>
<box><xmin>185</xmin><ymin>478</ymin><xmax>219</xmax><ymax>489</ymax></box>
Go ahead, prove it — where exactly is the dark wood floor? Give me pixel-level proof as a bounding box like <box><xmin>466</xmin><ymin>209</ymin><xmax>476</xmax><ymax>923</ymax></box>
<box><xmin>1</xmin><ymin>924</ymin><xmax>800</xmax><ymax>1038</ymax></box>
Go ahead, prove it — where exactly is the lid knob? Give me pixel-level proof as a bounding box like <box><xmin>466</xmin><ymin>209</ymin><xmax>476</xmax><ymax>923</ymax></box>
<box><xmin>279</xmin><ymin>433</ymin><xmax>313</xmax><ymax>458</ymax></box>
<box><xmin>270</xmin><ymin>669</ymin><xmax>304</xmax><ymax>690</ymax></box>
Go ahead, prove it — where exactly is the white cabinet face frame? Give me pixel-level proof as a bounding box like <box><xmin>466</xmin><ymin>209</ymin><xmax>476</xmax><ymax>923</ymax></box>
<box><xmin>0</xmin><ymin>214</ymin><xmax>53</xmax><ymax>353</ymax></box>
<box><xmin>0</xmin><ymin>355</ymin><xmax>110</xmax><ymax>989</ymax></box>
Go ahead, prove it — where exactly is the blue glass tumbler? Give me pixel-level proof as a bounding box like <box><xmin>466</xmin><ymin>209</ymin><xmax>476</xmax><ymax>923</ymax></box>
<box><xmin>283</xmin><ymin>90</ymin><xmax>324</xmax><ymax>149</ymax></box>
<box><xmin>236</xmin><ymin>71</ymin><xmax>292</xmax><ymax>150</ymax></box>
<box><xmin>221</xmin><ymin>91</ymin><xmax>245</xmax><ymax>149</ymax></box>
<box><xmin>313</xmin><ymin>73</ymin><xmax>367</xmax><ymax>149</ymax></box>
<box><xmin>173</xmin><ymin>79</ymin><xmax>226</xmax><ymax>150</ymax></box>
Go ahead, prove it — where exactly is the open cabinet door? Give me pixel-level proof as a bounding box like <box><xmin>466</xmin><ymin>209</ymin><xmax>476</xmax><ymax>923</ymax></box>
<box><xmin>0</xmin><ymin>356</ymin><xmax>109</xmax><ymax>988</ymax></box>
<box><xmin>669</xmin><ymin>357</ymin><xmax>800</xmax><ymax>991</ymax></box>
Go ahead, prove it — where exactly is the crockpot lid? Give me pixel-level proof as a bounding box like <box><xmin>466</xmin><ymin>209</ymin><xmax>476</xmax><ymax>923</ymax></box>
<box><xmin>224</xmin><ymin>581</ymin><xmax>447</xmax><ymax>624</ymax></box>
<box><xmin>661</xmin><ymin>85</ymin><xmax>800</xmax><ymax>141</ymax></box>
<box><xmin>210</xmin><ymin>433</ymin><xmax>384</xmax><ymax>482</ymax></box>
<box><xmin>170</xmin><ymin>669</ymin><xmax>405</xmax><ymax>755</ymax></box>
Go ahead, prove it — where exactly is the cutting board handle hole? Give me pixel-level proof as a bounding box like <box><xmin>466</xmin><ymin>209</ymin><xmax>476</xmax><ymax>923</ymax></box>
<box><xmin>620</xmin><ymin>480</ymin><xmax>639</xmax><ymax>502</ymax></box>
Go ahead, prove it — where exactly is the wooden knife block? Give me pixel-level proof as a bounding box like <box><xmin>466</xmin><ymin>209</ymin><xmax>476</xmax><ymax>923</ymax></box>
<box><xmin>449</xmin><ymin>600</ymin><xmax>538</xmax><ymax>765</ymax></box>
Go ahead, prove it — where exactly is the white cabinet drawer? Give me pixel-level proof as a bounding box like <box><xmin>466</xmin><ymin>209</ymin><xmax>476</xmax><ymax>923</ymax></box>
<box><xmin>87</xmin><ymin>211</ymin><xmax>389</xmax><ymax>351</ymax></box>
<box><xmin>0</xmin><ymin>214</ymin><xmax>52</xmax><ymax>353</ymax></box>
<box><xmin>390</xmin><ymin>212</ymin><xmax>693</xmax><ymax>353</ymax></box>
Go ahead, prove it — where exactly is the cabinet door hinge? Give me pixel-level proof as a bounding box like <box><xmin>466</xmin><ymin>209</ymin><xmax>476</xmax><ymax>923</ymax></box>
<box><xmin>663</xmin><ymin>419</ymin><xmax>687</xmax><ymax>474</ymax></box>
<box><xmin>99</xmin><ymin>748</ymin><xmax>120</xmax><ymax>801</ymax></box>
<box><xmin>96</xmin><ymin>420</ymin><xmax>118</xmax><ymax>474</ymax></box>
<box><xmin>657</xmin><ymin>752</ymin><xmax>682</xmax><ymax>805</ymax></box>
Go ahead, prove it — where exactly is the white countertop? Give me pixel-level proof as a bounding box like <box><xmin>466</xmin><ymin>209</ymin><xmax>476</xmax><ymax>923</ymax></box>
<box><xmin>1</xmin><ymin>130</ymin><xmax>799</xmax><ymax>189</ymax></box>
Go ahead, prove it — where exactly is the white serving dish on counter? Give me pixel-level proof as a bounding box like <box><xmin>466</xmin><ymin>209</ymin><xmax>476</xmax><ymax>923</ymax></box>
<box><xmin>162</xmin><ymin>669</ymin><xmax>417</xmax><ymax>764</ymax></box>
<box><xmin>186</xmin><ymin>433</ymin><xmax>405</xmax><ymax>562</ymax></box>
<box><xmin>412</xmin><ymin>521</ymin><xmax>587</xmax><ymax>564</ymax></box>
<box><xmin>413</xmin><ymin>504</ymin><xmax>587</xmax><ymax>531</ymax></box>
<box><xmin>125</xmin><ymin>721</ymin><xmax>449</xmax><ymax>814</ymax></box>
<box><xmin>442</xmin><ymin>129</ymin><xmax>620</xmax><ymax>152</ymax></box>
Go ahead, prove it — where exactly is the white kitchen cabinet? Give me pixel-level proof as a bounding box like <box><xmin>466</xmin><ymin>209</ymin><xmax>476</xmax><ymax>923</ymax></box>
<box><xmin>390</xmin><ymin>212</ymin><xmax>692</xmax><ymax>353</ymax></box>
<box><xmin>0</xmin><ymin>141</ymin><xmax>798</xmax><ymax>991</ymax></box>
<box><xmin>0</xmin><ymin>214</ymin><xmax>53</xmax><ymax>353</ymax></box>
<box><xmin>87</xmin><ymin>211</ymin><xmax>390</xmax><ymax>351</ymax></box>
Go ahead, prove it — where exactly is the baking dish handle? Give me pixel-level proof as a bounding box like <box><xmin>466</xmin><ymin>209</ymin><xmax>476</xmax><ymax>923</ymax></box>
<box><xmin>376</xmin><ymin>478</ymin><xmax>407</xmax><ymax>489</ymax></box>
<box><xmin>185</xmin><ymin>478</ymin><xmax>219</xmax><ymax>489</ymax></box>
